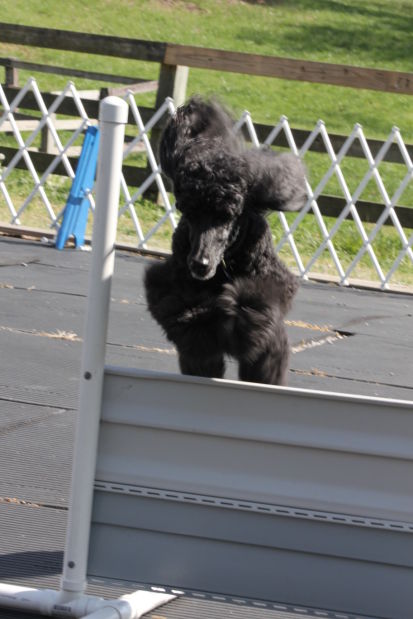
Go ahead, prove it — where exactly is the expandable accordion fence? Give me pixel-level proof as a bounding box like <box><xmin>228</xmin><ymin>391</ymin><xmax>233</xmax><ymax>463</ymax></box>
<box><xmin>1</xmin><ymin>79</ymin><xmax>413</xmax><ymax>289</ymax></box>
<box><xmin>0</xmin><ymin>96</ymin><xmax>412</xmax><ymax>619</ymax></box>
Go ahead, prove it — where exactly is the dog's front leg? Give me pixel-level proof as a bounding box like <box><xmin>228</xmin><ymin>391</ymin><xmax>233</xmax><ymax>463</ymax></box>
<box><xmin>218</xmin><ymin>278</ymin><xmax>291</xmax><ymax>386</ymax></box>
<box><xmin>178</xmin><ymin>350</ymin><xmax>225</xmax><ymax>379</ymax></box>
<box><xmin>174</xmin><ymin>303</ymin><xmax>229</xmax><ymax>379</ymax></box>
<box><xmin>237</xmin><ymin>324</ymin><xmax>290</xmax><ymax>386</ymax></box>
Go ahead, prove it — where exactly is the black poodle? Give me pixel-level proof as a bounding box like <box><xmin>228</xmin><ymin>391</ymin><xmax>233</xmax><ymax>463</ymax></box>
<box><xmin>144</xmin><ymin>96</ymin><xmax>307</xmax><ymax>385</ymax></box>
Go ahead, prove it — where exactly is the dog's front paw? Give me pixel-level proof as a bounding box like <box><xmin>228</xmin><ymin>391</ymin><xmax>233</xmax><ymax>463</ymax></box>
<box><xmin>176</xmin><ymin>305</ymin><xmax>211</xmax><ymax>323</ymax></box>
<box><xmin>217</xmin><ymin>283</ymin><xmax>239</xmax><ymax>317</ymax></box>
<box><xmin>219</xmin><ymin>280</ymin><xmax>269</xmax><ymax>317</ymax></box>
<box><xmin>218</xmin><ymin>279</ymin><xmax>279</xmax><ymax>357</ymax></box>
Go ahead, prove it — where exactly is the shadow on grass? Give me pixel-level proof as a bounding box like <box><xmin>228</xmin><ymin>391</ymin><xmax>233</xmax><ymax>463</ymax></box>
<box><xmin>236</xmin><ymin>0</ymin><xmax>413</xmax><ymax>66</ymax></box>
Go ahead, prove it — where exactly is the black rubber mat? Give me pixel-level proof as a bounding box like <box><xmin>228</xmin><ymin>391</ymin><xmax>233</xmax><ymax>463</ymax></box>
<box><xmin>0</xmin><ymin>401</ymin><xmax>74</xmax><ymax>506</ymax></box>
<box><xmin>2</xmin><ymin>236</ymin><xmax>413</xmax><ymax>397</ymax></box>
<box><xmin>0</xmin><ymin>235</ymin><xmax>411</xmax><ymax>619</ymax></box>
<box><xmin>0</xmin><ymin>329</ymin><xmax>81</xmax><ymax>409</ymax></box>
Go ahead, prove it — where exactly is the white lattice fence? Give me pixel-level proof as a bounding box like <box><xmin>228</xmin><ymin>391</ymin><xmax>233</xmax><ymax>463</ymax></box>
<box><xmin>0</xmin><ymin>79</ymin><xmax>93</xmax><ymax>225</ymax></box>
<box><xmin>1</xmin><ymin>78</ymin><xmax>412</xmax><ymax>289</ymax></box>
<box><xmin>118</xmin><ymin>93</ymin><xmax>176</xmax><ymax>247</ymax></box>
<box><xmin>0</xmin><ymin>79</ymin><xmax>176</xmax><ymax>246</ymax></box>
<box><xmin>235</xmin><ymin>113</ymin><xmax>413</xmax><ymax>289</ymax></box>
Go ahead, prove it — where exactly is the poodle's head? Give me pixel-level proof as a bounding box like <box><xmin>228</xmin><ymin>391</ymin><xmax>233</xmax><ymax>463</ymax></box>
<box><xmin>159</xmin><ymin>96</ymin><xmax>242</xmax><ymax>180</ymax></box>
<box><xmin>174</xmin><ymin>151</ymin><xmax>249</xmax><ymax>281</ymax></box>
<box><xmin>161</xmin><ymin>96</ymin><xmax>307</xmax><ymax>281</ymax></box>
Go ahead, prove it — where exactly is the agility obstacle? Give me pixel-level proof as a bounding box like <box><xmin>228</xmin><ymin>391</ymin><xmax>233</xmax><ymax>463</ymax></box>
<box><xmin>55</xmin><ymin>124</ymin><xmax>100</xmax><ymax>250</ymax></box>
<box><xmin>0</xmin><ymin>96</ymin><xmax>412</xmax><ymax>619</ymax></box>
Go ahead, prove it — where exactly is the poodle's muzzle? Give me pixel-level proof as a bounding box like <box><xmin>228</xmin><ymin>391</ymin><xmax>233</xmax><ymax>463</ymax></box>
<box><xmin>187</xmin><ymin>221</ymin><xmax>234</xmax><ymax>281</ymax></box>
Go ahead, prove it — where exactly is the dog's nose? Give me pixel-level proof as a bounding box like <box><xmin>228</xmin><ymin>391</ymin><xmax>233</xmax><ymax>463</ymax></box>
<box><xmin>188</xmin><ymin>256</ymin><xmax>210</xmax><ymax>279</ymax></box>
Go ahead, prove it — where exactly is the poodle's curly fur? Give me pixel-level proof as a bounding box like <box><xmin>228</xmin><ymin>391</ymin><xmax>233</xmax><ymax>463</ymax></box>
<box><xmin>144</xmin><ymin>96</ymin><xmax>307</xmax><ymax>385</ymax></box>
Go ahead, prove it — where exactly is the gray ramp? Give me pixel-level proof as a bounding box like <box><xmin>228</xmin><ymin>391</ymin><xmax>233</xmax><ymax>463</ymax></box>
<box><xmin>90</xmin><ymin>492</ymin><xmax>413</xmax><ymax>618</ymax></box>
<box><xmin>88</xmin><ymin>367</ymin><xmax>413</xmax><ymax>619</ymax></box>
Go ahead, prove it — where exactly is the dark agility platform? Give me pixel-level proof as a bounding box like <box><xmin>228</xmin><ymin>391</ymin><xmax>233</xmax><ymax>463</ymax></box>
<box><xmin>0</xmin><ymin>235</ymin><xmax>412</xmax><ymax>619</ymax></box>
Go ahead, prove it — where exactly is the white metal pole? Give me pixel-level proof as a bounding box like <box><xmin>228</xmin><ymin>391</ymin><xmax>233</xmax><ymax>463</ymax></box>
<box><xmin>60</xmin><ymin>96</ymin><xmax>128</xmax><ymax>598</ymax></box>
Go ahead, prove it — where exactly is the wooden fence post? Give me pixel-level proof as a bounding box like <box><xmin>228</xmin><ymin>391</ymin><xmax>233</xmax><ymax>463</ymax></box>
<box><xmin>4</xmin><ymin>58</ymin><xmax>18</xmax><ymax>87</ymax></box>
<box><xmin>156</xmin><ymin>62</ymin><xmax>188</xmax><ymax>109</ymax></box>
<box><xmin>40</xmin><ymin>113</ymin><xmax>56</xmax><ymax>154</ymax></box>
<box><xmin>145</xmin><ymin>63</ymin><xmax>188</xmax><ymax>199</ymax></box>
<box><xmin>151</xmin><ymin>62</ymin><xmax>188</xmax><ymax>159</ymax></box>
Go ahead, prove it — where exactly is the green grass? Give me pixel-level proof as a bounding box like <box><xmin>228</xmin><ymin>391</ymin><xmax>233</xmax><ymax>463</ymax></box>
<box><xmin>0</xmin><ymin>0</ymin><xmax>413</xmax><ymax>286</ymax></box>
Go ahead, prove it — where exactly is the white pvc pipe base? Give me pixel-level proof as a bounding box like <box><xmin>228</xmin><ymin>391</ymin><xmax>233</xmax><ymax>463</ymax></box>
<box><xmin>0</xmin><ymin>583</ymin><xmax>175</xmax><ymax>618</ymax></box>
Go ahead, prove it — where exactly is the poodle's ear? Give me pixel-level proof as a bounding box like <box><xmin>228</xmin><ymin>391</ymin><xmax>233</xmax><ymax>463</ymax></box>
<box><xmin>182</xmin><ymin>96</ymin><xmax>243</xmax><ymax>149</ymax></box>
<box><xmin>183</xmin><ymin>97</ymin><xmax>211</xmax><ymax>137</ymax></box>
<box><xmin>244</xmin><ymin>148</ymin><xmax>308</xmax><ymax>213</ymax></box>
<box><xmin>157</xmin><ymin>97</ymin><xmax>208</xmax><ymax>180</ymax></box>
<box><xmin>159</xmin><ymin>120</ymin><xmax>176</xmax><ymax>180</ymax></box>
<box><xmin>158</xmin><ymin>96</ymin><xmax>239</xmax><ymax>181</ymax></box>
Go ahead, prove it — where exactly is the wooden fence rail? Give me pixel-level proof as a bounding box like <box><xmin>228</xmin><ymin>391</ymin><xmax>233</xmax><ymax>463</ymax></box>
<box><xmin>0</xmin><ymin>57</ymin><xmax>158</xmax><ymax>96</ymax></box>
<box><xmin>1</xmin><ymin>22</ymin><xmax>413</xmax><ymax>95</ymax></box>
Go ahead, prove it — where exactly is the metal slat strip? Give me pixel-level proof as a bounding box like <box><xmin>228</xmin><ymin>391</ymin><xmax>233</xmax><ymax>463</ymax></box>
<box><xmin>93</xmin><ymin>481</ymin><xmax>413</xmax><ymax>534</ymax></box>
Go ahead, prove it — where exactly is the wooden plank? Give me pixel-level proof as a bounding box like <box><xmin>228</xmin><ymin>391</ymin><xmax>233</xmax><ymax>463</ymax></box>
<box><xmin>317</xmin><ymin>195</ymin><xmax>413</xmax><ymax>229</ymax></box>
<box><xmin>165</xmin><ymin>43</ymin><xmax>413</xmax><ymax>95</ymax></box>
<box><xmin>0</xmin><ymin>145</ymin><xmax>80</xmax><ymax>176</ymax></box>
<box><xmin>0</xmin><ymin>119</ymin><xmax>44</xmax><ymax>132</ymax></box>
<box><xmin>0</xmin><ymin>22</ymin><xmax>166</xmax><ymax>63</ymax></box>
<box><xmin>2</xmin><ymin>57</ymin><xmax>18</xmax><ymax>87</ymax></box>
<box><xmin>100</xmin><ymin>81</ymin><xmax>158</xmax><ymax>98</ymax></box>
<box><xmin>0</xmin><ymin>145</ymin><xmax>148</xmax><ymax>186</ymax></box>
<box><xmin>2</xmin><ymin>23</ymin><xmax>413</xmax><ymax>96</ymax></box>
<box><xmin>1</xmin><ymin>86</ymin><xmax>156</xmax><ymax>123</ymax></box>
<box><xmin>0</xmin><ymin>57</ymin><xmax>155</xmax><ymax>86</ymax></box>
<box><xmin>0</xmin><ymin>221</ymin><xmax>56</xmax><ymax>240</ymax></box>
<box><xmin>2</xmin><ymin>85</ymin><xmax>100</xmax><ymax>118</ymax></box>
<box><xmin>0</xmin><ymin>118</ymin><xmax>86</xmax><ymax>133</ymax></box>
